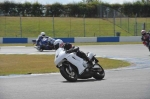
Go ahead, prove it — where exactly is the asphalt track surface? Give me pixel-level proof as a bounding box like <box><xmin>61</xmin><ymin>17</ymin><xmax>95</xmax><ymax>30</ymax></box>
<box><xmin>0</xmin><ymin>44</ymin><xmax>150</xmax><ymax>99</ymax></box>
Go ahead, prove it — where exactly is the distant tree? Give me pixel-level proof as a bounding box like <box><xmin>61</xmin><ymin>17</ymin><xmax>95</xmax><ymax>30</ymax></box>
<box><xmin>111</xmin><ymin>4</ymin><xmax>122</xmax><ymax>12</ymax></box>
<box><xmin>23</xmin><ymin>2</ymin><xmax>32</xmax><ymax>16</ymax></box>
<box><xmin>66</xmin><ymin>4</ymin><xmax>80</xmax><ymax>17</ymax></box>
<box><xmin>141</xmin><ymin>0</ymin><xmax>148</xmax><ymax>4</ymax></box>
<box><xmin>2</xmin><ymin>1</ymin><xmax>15</xmax><ymax>15</ymax></box>
<box><xmin>16</xmin><ymin>3</ymin><xmax>23</xmax><ymax>16</ymax></box>
<box><xmin>82</xmin><ymin>0</ymin><xmax>101</xmax><ymax>3</ymax></box>
<box><xmin>32</xmin><ymin>2</ymin><xmax>42</xmax><ymax>16</ymax></box>
<box><xmin>49</xmin><ymin>3</ymin><xmax>64</xmax><ymax>17</ymax></box>
<box><xmin>45</xmin><ymin>5</ymin><xmax>51</xmax><ymax>16</ymax></box>
<box><xmin>123</xmin><ymin>3</ymin><xmax>134</xmax><ymax>17</ymax></box>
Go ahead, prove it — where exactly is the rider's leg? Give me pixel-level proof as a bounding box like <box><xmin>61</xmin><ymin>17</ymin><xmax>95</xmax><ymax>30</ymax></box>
<box><xmin>76</xmin><ymin>51</ymin><xmax>93</xmax><ymax>68</ymax></box>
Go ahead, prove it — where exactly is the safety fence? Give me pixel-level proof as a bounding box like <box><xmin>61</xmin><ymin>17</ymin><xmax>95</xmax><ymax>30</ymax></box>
<box><xmin>0</xmin><ymin>5</ymin><xmax>149</xmax><ymax>38</ymax></box>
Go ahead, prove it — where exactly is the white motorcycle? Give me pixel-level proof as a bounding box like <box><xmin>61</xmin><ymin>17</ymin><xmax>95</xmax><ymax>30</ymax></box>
<box><xmin>54</xmin><ymin>48</ymin><xmax>105</xmax><ymax>82</ymax></box>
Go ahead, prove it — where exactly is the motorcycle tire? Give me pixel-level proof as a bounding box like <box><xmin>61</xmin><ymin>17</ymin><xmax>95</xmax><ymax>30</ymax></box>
<box><xmin>59</xmin><ymin>65</ymin><xmax>78</xmax><ymax>82</ymax></box>
<box><xmin>93</xmin><ymin>64</ymin><xmax>105</xmax><ymax>80</ymax></box>
<box><xmin>39</xmin><ymin>49</ymin><xmax>43</xmax><ymax>52</ymax></box>
<box><xmin>38</xmin><ymin>47</ymin><xmax>43</xmax><ymax>52</ymax></box>
<box><xmin>36</xmin><ymin>46</ymin><xmax>43</xmax><ymax>52</ymax></box>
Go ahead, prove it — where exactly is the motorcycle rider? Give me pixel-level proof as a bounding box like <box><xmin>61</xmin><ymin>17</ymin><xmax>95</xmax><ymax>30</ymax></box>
<box><xmin>35</xmin><ymin>32</ymin><xmax>55</xmax><ymax>47</ymax></box>
<box><xmin>141</xmin><ymin>30</ymin><xmax>150</xmax><ymax>47</ymax></box>
<box><xmin>54</xmin><ymin>39</ymin><xmax>93</xmax><ymax>68</ymax></box>
<box><xmin>48</xmin><ymin>37</ymin><xmax>56</xmax><ymax>45</ymax></box>
<box><xmin>35</xmin><ymin>32</ymin><xmax>47</xmax><ymax>46</ymax></box>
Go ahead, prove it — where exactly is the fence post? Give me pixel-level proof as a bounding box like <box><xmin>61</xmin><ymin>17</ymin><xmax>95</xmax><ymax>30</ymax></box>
<box><xmin>135</xmin><ymin>14</ymin><xmax>137</xmax><ymax>36</ymax></box>
<box><xmin>70</xmin><ymin>16</ymin><xmax>71</xmax><ymax>37</ymax></box>
<box><xmin>5</xmin><ymin>15</ymin><xmax>6</xmax><ymax>37</ymax></box>
<box><xmin>20</xmin><ymin>14</ymin><xmax>22</xmax><ymax>37</ymax></box>
<box><xmin>113</xmin><ymin>10</ymin><xmax>116</xmax><ymax>36</ymax></box>
<box><xmin>128</xmin><ymin>16</ymin><xmax>129</xmax><ymax>33</ymax></box>
<box><xmin>52</xmin><ymin>15</ymin><xmax>55</xmax><ymax>37</ymax></box>
<box><xmin>38</xmin><ymin>17</ymin><xmax>41</xmax><ymax>34</ymax></box>
<box><xmin>83</xmin><ymin>14</ymin><xmax>85</xmax><ymax>37</ymax></box>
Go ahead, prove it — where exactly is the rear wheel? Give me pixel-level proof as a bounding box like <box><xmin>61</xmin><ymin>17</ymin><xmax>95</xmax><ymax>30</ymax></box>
<box><xmin>93</xmin><ymin>64</ymin><xmax>105</xmax><ymax>80</ymax></box>
<box><xmin>59</xmin><ymin>65</ymin><xmax>78</xmax><ymax>82</ymax></box>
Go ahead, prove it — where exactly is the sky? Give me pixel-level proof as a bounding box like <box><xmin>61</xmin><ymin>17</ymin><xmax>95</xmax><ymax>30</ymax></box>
<box><xmin>0</xmin><ymin>0</ymin><xmax>137</xmax><ymax>4</ymax></box>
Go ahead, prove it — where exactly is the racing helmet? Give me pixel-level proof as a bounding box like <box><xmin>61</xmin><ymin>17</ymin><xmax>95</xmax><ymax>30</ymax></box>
<box><xmin>141</xmin><ymin>30</ymin><xmax>146</xmax><ymax>35</ymax></box>
<box><xmin>53</xmin><ymin>39</ymin><xmax>64</xmax><ymax>50</ymax></box>
<box><xmin>41</xmin><ymin>32</ymin><xmax>45</xmax><ymax>37</ymax></box>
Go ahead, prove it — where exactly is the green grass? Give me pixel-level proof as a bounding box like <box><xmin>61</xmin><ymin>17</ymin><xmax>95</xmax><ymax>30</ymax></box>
<box><xmin>0</xmin><ymin>42</ymin><xmax>142</xmax><ymax>46</ymax></box>
<box><xmin>0</xmin><ymin>54</ymin><xmax>131</xmax><ymax>76</ymax></box>
<box><xmin>0</xmin><ymin>17</ymin><xmax>149</xmax><ymax>37</ymax></box>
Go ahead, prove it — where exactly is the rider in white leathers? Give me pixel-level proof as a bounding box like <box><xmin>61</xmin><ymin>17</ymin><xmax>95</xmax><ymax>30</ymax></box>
<box><xmin>53</xmin><ymin>39</ymin><xmax>93</xmax><ymax>68</ymax></box>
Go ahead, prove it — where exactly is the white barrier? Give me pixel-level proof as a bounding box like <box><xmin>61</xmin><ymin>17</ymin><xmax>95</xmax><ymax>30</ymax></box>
<box><xmin>28</xmin><ymin>37</ymin><xmax>36</xmax><ymax>43</ymax></box>
<box><xmin>74</xmin><ymin>37</ymin><xmax>97</xmax><ymax>43</ymax></box>
<box><xmin>119</xmin><ymin>36</ymin><xmax>141</xmax><ymax>42</ymax></box>
<box><xmin>0</xmin><ymin>37</ymin><xmax>2</xmax><ymax>44</ymax></box>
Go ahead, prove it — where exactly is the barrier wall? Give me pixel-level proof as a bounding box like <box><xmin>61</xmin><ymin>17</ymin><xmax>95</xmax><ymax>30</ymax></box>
<box><xmin>0</xmin><ymin>36</ymin><xmax>142</xmax><ymax>44</ymax></box>
<box><xmin>28</xmin><ymin>37</ymin><xmax>36</xmax><ymax>43</ymax></box>
<box><xmin>55</xmin><ymin>38</ymin><xmax>74</xmax><ymax>43</ymax></box>
<box><xmin>3</xmin><ymin>38</ymin><xmax>27</xmax><ymax>43</ymax></box>
<box><xmin>119</xmin><ymin>36</ymin><xmax>141</xmax><ymax>42</ymax></box>
<box><xmin>97</xmin><ymin>37</ymin><xmax>119</xmax><ymax>42</ymax></box>
<box><xmin>74</xmin><ymin>37</ymin><xmax>97</xmax><ymax>43</ymax></box>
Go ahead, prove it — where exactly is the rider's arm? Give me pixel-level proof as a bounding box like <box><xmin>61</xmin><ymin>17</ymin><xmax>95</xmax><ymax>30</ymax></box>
<box><xmin>141</xmin><ymin>36</ymin><xmax>144</xmax><ymax>41</ymax></box>
<box><xmin>64</xmin><ymin>43</ymin><xmax>73</xmax><ymax>50</ymax></box>
<box><xmin>66</xmin><ymin>47</ymin><xmax>79</xmax><ymax>53</ymax></box>
<box><xmin>38</xmin><ymin>36</ymin><xmax>43</xmax><ymax>41</ymax></box>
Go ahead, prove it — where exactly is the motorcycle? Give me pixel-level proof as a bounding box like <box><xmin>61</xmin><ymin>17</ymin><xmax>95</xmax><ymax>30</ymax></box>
<box><xmin>142</xmin><ymin>32</ymin><xmax>150</xmax><ymax>52</ymax></box>
<box><xmin>32</xmin><ymin>37</ymin><xmax>55</xmax><ymax>52</ymax></box>
<box><xmin>143</xmin><ymin>41</ymin><xmax>150</xmax><ymax>52</ymax></box>
<box><xmin>54</xmin><ymin>48</ymin><xmax>105</xmax><ymax>82</ymax></box>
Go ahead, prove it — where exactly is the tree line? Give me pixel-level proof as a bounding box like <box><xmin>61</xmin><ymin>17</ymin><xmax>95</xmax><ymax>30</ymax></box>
<box><xmin>0</xmin><ymin>0</ymin><xmax>150</xmax><ymax>17</ymax></box>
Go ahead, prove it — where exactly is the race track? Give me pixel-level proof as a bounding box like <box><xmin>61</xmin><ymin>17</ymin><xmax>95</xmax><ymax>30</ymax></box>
<box><xmin>0</xmin><ymin>44</ymin><xmax>150</xmax><ymax>99</ymax></box>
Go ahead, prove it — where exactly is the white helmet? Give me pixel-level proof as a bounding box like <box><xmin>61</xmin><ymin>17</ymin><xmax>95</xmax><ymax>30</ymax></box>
<box><xmin>41</xmin><ymin>32</ymin><xmax>45</xmax><ymax>36</ymax></box>
<box><xmin>141</xmin><ymin>30</ymin><xmax>146</xmax><ymax>35</ymax></box>
<box><xmin>53</xmin><ymin>39</ymin><xmax>64</xmax><ymax>50</ymax></box>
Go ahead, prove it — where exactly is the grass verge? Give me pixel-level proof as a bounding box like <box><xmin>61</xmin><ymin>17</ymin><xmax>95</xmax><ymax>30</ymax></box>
<box><xmin>0</xmin><ymin>54</ymin><xmax>131</xmax><ymax>76</ymax></box>
<box><xmin>0</xmin><ymin>42</ymin><xmax>142</xmax><ymax>46</ymax></box>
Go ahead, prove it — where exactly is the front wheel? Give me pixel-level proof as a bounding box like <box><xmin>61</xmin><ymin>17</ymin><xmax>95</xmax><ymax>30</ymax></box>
<box><xmin>59</xmin><ymin>65</ymin><xmax>78</xmax><ymax>82</ymax></box>
<box><xmin>37</xmin><ymin>46</ymin><xmax>43</xmax><ymax>52</ymax></box>
<box><xmin>93</xmin><ymin>64</ymin><xmax>105</xmax><ymax>80</ymax></box>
